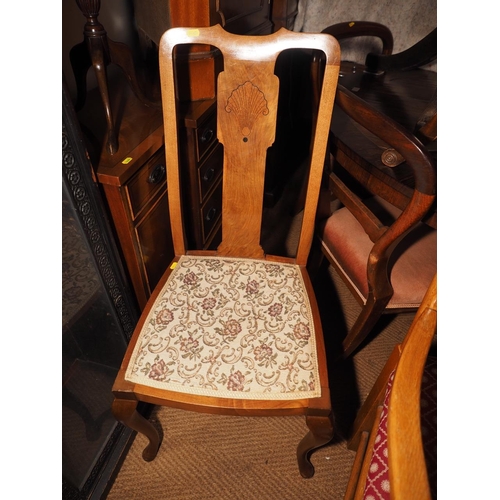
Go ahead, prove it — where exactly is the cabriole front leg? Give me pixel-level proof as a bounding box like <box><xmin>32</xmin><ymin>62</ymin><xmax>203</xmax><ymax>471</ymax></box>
<box><xmin>111</xmin><ymin>398</ymin><xmax>160</xmax><ymax>461</ymax></box>
<box><xmin>297</xmin><ymin>411</ymin><xmax>334</xmax><ymax>478</ymax></box>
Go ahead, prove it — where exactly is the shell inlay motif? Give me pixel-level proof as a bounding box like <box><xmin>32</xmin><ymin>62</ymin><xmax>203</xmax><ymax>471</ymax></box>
<box><xmin>225</xmin><ymin>82</ymin><xmax>269</xmax><ymax>137</ymax></box>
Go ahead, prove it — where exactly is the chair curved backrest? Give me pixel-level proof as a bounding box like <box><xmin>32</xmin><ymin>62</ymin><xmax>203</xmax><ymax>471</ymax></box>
<box><xmin>364</xmin><ymin>27</ymin><xmax>436</xmax><ymax>73</ymax></box>
<box><xmin>319</xmin><ymin>21</ymin><xmax>436</xmax><ymax>74</ymax></box>
<box><xmin>112</xmin><ymin>24</ymin><xmax>341</xmax><ymax>479</ymax></box>
<box><xmin>160</xmin><ymin>25</ymin><xmax>340</xmax><ymax>264</ymax></box>
<box><xmin>321</xmin><ymin>21</ymin><xmax>394</xmax><ymax>57</ymax></box>
<box><xmin>316</xmin><ymin>83</ymin><xmax>436</xmax><ymax>358</ymax></box>
<box><xmin>322</xmin><ymin>23</ymin><xmax>437</xmax><ymax>143</ymax></box>
<box><xmin>387</xmin><ymin>275</ymin><xmax>437</xmax><ymax>499</ymax></box>
<box><xmin>344</xmin><ymin>274</ymin><xmax>437</xmax><ymax>499</ymax></box>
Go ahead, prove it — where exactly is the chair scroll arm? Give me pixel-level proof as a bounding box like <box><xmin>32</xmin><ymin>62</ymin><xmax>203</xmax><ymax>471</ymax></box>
<box><xmin>365</xmin><ymin>28</ymin><xmax>437</xmax><ymax>73</ymax></box>
<box><xmin>321</xmin><ymin>21</ymin><xmax>394</xmax><ymax>55</ymax></box>
<box><xmin>335</xmin><ymin>86</ymin><xmax>436</xmax><ymax>197</ymax></box>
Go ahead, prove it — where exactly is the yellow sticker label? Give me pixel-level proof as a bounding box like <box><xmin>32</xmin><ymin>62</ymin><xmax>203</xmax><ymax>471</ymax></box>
<box><xmin>122</xmin><ymin>157</ymin><xmax>133</xmax><ymax>164</ymax></box>
<box><xmin>187</xmin><ymin>29</ymin><xmax>200</xmax><ymax>37</ymax></box>
<box><xmin>170</xmin><ymin>262</ymin><xmax>178</xmax><ymax>270</ymax></box>
<box><xmin>349</xmin><ymin>22</ymin><xmax>355</xmax><ymax>27</ymax></box>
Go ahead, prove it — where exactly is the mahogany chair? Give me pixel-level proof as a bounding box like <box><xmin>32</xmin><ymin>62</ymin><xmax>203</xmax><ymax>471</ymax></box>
<box><xmin>344</xmin><ymin>274</ymin><xmax>437</xmax><ymax>499</ymax></box>
<box><xmin>111</xmin><ymin>25</ymin><xmax>341</xmax><ymax>478</ymax></box>
<box><xmin>308</xmin><ymin>23</ymin><xmax>437</xmax><ymax>358</ymax></box>
<box><xmin>313</xmin><ymin>82</ymin><xmax>437</xmax><ymax>359</ymax></box>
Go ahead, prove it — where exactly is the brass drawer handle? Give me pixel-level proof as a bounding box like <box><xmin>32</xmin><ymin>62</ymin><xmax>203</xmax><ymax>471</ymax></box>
<box><xmin>205</xmin><ymin>207</ymin><xmax>217</xmax><ymax>222</ymax></box>
<box><xmin>200</xmin><ymin>128</ymin><xmax>214</xmax><ymax>144</ymax></box>
<box><xmin>147</xmin><ymin>164</ymin><xmax>166</xmax><ymax>184</ymax></box>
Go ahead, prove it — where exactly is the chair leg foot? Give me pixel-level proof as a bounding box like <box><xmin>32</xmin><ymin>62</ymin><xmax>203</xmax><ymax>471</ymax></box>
<box><xmin>341</xmin><ymin>298</ymin><xmax>389</xmax><ymax>358</ymax></box>
<box><xmin>112</xmin><ymin>398</ymin><xmax>161</xmax><ymax>462</ymax></box>
<box><xmin>297</xmin><ymin>412</ymin><xmax>334</xmax><ymax>478</ymax></box>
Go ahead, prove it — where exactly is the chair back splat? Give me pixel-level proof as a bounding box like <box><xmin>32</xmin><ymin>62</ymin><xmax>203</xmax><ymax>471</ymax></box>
<box><xmin>112</xmin><ymin>24</ymin><xmax>341</xmax><ymax>479</ymax></box>
<box><xmin>161</xmin><ymin>26</ymin><xmax>340</xmax><ymax>263</ymax></box>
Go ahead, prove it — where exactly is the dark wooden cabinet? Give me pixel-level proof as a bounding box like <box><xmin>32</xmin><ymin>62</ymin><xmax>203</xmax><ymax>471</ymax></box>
<box><xmin>78</xmin><ymin>85</ymin><xmax>225</xmax><ymax>309</ymax></box>
<box><xmin>178</xmin><ymin>99</ymin><xmax>223</xmax><ymax>249</ymax></box>
<box><xmin>99</xmin><ymin>144</ymin><xmax>174</xmax><ymax>311</ymax></box>
<box><xmin>77</xmin><ymin>80</ymin><xmax>174</xmax><ymax>311</ymax></box>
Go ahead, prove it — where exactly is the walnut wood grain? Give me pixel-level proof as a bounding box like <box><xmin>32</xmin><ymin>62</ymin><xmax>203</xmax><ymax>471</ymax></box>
<box><xmin>344</xmin><ymin>275</ymin><xmax>436</xmax><ymax>500</ymax></box>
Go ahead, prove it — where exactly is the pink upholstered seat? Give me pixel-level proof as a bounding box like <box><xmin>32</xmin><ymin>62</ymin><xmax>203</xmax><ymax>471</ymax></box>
<box><xmin>320</xmin><ymin>196</ymin><xmax>436</xmax><ymax>309</ymax></box>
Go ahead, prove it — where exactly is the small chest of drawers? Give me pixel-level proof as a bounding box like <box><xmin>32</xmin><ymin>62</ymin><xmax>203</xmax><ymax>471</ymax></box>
<box><xmin>78</xmin><ymin>81</ymin><xmax>175</xmax><ymax>311</ymax></box>
<box><xmin>96</xmin><ymin>126</ymin><xmax>175</xmax><ymax>311</ymax></box>
<box><xmin>179</xmin><ymin>99</ymin><xmax>223</xmax><ymax>250</ymax></box>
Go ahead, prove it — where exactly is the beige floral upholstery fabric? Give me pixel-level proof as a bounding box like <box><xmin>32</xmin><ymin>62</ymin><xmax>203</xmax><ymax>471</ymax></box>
<box><xmin>125</xmin><ymin>256</ymin><xmax>321</xmax><ymax>400</ymax></box>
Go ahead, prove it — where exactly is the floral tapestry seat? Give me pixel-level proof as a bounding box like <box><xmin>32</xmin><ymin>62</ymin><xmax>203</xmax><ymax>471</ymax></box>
<box><xmin>125</xmin><ymin>255</ymin><xmax>321</xmax><ymax>400</ymax></box>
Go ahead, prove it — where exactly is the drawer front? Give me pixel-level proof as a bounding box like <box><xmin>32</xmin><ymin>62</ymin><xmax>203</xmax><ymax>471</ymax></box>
<box><xmin>201</xmin><ymin>181</ymin><xmax>222</xmax><ymax>243</ymax></box>
<box><xmin>198</xmin><ymin>144</ymin><xmax>223</xmax><ymax>203</ymax></box>
<box><xmin>127</xmin><ymin>147</ymin><xmax>166</xmax><ymax>220</ymax></box>
<box><xmin>135</xmin><ymin>190</ymin><xmax>174</xmax><ymax>295</ymax></box>
<box><xmin>196</xmin><ymin>111</ymin><xmax>217</xmax><ymax>162</ymax></box>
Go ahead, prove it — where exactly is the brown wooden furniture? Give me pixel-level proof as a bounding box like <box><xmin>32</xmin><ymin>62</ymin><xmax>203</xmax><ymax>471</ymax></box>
<box><xmin>76</xmin><ymin>0</ymin><xmax>282</xmax><ymax>310</ymax></box>
<box><xmin>271</xmin><ymin>0</ymin><xmax>300</xmax><ymax>30</ymax></box>
<box><xmin>314</xmin><ymin>83</ymin><xmax>436</xmax><ymax>359</ymax></box>
<box><xmin>111</xmin><ymin>25</ymin><xmax>341</xmax><ymax>478</ymax></box>
<box><xmin>344</xmin><ymin>274</ymin><xmax>437</xmax><ymax>499</ymax></box>
<box><xmin>70</xmin><ymin>0</ymin><xmax>157</xmax><ymax>155</ymax></box>
<box><xmin>77</xmin><ymin>80</ymin><xmax>173</xmax><ymax>311</ymax></box>
<box><xmin>177</xmin><ymin>99</ymin><xmax>223</xmax><ymax>250</ymax></box>
<box><xmin>325</xmin><ymin>24</ymin><xmax>437</xmax><ymax>152</ymax></box>
<box><xmin>309</xmin><ymin>25</ymin><xmax>437</xmax><ymax>359</ymax></box>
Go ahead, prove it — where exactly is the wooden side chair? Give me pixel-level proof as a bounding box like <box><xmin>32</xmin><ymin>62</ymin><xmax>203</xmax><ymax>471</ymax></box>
<box><xmin>344</xmin><ymin>274</ymin><xmax>437</xmax><ymax>499</ymax></box>
<box><xmin>111</xmin><ymin>25</ymin><xmax>341</xmax><ymax>478</ymax></box>
<box><xmin>314</xmin><ymin>83</ymin><xmax>437</xmax><ymax>359</ymax></box>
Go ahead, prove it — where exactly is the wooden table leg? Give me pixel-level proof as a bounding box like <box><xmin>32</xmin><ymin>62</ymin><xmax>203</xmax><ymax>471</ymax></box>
<box><xmin>70</xmin><ymin>0</ymin><xmax>158</xmax><ymax>155</ymax></box>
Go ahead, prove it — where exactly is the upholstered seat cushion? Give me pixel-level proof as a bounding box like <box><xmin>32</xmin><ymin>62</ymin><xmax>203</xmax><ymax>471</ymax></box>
<box><xmin>363</xmin><ymin>356</ymin><xmax>437</xmax><ymax>500</ymax></box>
<box><xmin>125</xmin><ymin>255</ymin><xmax>321</xmax><ymax>400</ymax></box>
<box><xmin>320</xmin><ymin>196</ymin><xmax>436</xmax><ymax>308</ymax></box>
